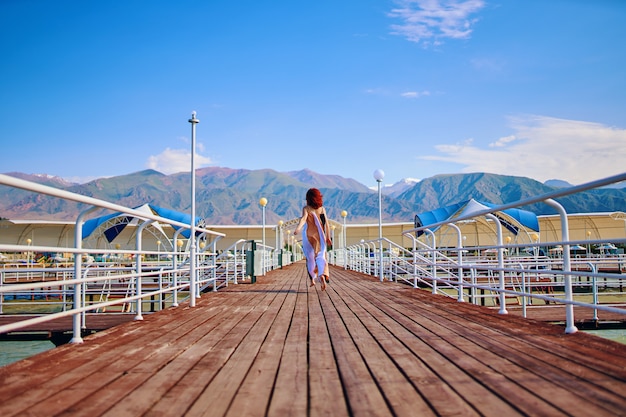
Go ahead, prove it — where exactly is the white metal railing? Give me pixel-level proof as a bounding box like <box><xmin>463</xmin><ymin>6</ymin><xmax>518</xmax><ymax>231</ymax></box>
<box><xmin>3</xmin><ymin>171</ymin><xmax>626</xmax><ymax>342</ymax></box>
<box><xmin>336</xmin><ymin>172</ymin><xmax>626</xmax><ymax>334</ymax></box>
<box><xmin>0</xmin><ymin>173</ymin><xmax>231</xmax><ymax>343</ymax></box>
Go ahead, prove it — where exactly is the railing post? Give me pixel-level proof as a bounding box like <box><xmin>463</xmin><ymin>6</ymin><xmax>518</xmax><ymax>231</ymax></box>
<box><xmin>172</xmin><ymin>228</ymin><xmax>184</xmax><ymax>307</ymax></box>
<box><xmin>545</xmin><ymin>198</ymin><xmax>578</xmax><ymax>334</ymax></box>
<box><xmin>470</xmin><ymin>268</ymin><xmax>477</xmax><ymax>304</ymax></box>
<box><xmin>134</xmin><ymin>220</ymin><xmax>154</xmax><ymax>321</ymax></box>
<box><xmin>189</xmin><ymin>111</ymin><xmax>199</xmax><ymax>307</ymax></box>
<box><xmin>424</xmin><ymin>229</ymin><xmax>437</xmax><ymax>294</ymax></box>
<box><xmin>518</xmin><ymin>262</ymin><xmax>527</xmax><ymax>318</ymax></box>
<box><xmin>211</xmin><ymin>239</ymin><xmax>218</xmax><ymax>291</ymax></box>
<box><xmin>411</xmin><ymin>236</ymin><xmax>418</xmax><ymax>289</ymax></box>
<box><xmin>588</xmin><ymin>262</ymin><xmax>598</xmax><ymax>322</ymax></box>
<box><xmin>71</xmin><ymin>207</ymin><xmax>97</xmax><ymax>344</ymax></box>
<box><xmin>448</xmin><ymin>223</ymin><xmax>464</xmax><ymax>302</ymax></box>
<box><xmin>486</xmin><ymin>214</ymin><xmax>507</xmax><ymax>314</ymax></box>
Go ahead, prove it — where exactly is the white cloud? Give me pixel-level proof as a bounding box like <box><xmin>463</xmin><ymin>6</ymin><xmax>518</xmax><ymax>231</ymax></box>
<box><xmin>146</xmin><ymin>147</ymin><xmax>212</xmax><ymax>175</ymax></box>
<box><xmin>488</xmin><ymin>135</ymin><xmax>517</xmax><ymax>147</ymax></box>
<box><xmin>389</xmin><ymin>0</ymin><xmax>485</xmax><ymax>46</ymax></box>
<box><xmin>365</xmin><ymin>87</ymin><xmax>390</xmax><ymax>95</ymax></box>
<box><xmin>420</xmin><ymin>115</ymin><xmax>626</xmax><ymax>184</ymax></box>
<box><xmin>401</xmin><ymin>90</ymin><xmax>431</xmax><ymax>98</ymax></box>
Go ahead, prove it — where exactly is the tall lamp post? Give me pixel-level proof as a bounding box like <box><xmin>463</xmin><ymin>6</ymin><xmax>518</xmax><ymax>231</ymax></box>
<box><xmin>277</xmin><ymin>220</ymin><xmax>283</xmax><ymax>268</ymax></box>
<box><xmin>259</xmin><ymin>197</ymin><xmax>267</xmax><ymax>247</ymax></box>
<box><xmin>188</xmin><ymin>111</ymin><xmax>199</xmax><ymax>307</ymax></box>
<box><xmin>259</xmin><ymin>197</ymin><xmax>267</xmax><ymax>274</ymax></box>
<box><xmin>341</xmin><ymin>210</ymin><xmax>348</xmax><ymax>269</ymax></box>
<box><xmin>277</xmin><ymin>220</ymin><xmax>283</xmax><ymax>249</ymax></box>
<box><xmin>373</xmin><ymin>169</ymin><xmax>385</xmax><ymax>281</ymax></box>
<box><xmin>26</xmin><ymin>238</ymin><xmax>32</xmax><ymax>265</ymax></box>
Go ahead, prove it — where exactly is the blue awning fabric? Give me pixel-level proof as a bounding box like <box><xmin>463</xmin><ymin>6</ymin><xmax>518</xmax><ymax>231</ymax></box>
<box><xmin>82</xmin><ymin>204</ymin><xmax>203</xmax><ymax>242</ymax></box>
<box><xmin>414</xmin><ymin>199</ymin><xmax>539</xmax><ymax>237</ymax></box>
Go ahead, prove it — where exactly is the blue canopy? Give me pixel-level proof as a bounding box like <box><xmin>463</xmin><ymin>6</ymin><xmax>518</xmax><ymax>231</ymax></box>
<box><xmin>414</xmin><ymin>199</ymin><xmax>539</xmax><ymax>237</ymax></box>
<box><xmin>82</xmin><ymin>204</ymin><xmax>203</xmax><ymax>242</ymax></box>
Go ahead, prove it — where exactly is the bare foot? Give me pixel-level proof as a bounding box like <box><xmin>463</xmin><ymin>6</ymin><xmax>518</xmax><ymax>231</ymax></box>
<box><xmin>321</xmin><ymin>280</ymin><xmax>327</xmax><ymax>291</ymax></box>
<box><xmin>310</xmin><ymin>279</ymin><xmax>315</xmax><ymax>287</ymax></box>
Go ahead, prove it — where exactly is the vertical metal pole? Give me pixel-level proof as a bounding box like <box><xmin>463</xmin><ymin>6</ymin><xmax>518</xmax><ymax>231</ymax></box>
<box><xmin>172</xmin><ymin>228</ymin><xmax>183</xmax><ymax>307</ymax></box>
<box><xmin>487</xmin><ymin>213</ymin><xmax>507</xmax><ymax>314</ymax></box>
<box><xmin>71</xmin><ymin>207</ymin><xmax>97</xmax><ymax>344</ymax></box>
<box><xmin>449</xmin><ymin>223</ymin><xmax>464</xmax><ymax>302</ymax></box>
<box><xmin>262</xmin><ymin>204</ymin><xmax>266</xmax><ymax>273</ymax></box>
<box><xmin>134</xmin><ymin>220</ymin><xmax>153</xmax><ymax>320</ymax></box>
<box><xmin>262</xmin><ymin>206</ymin><xmax>266</xmax><ymax>249</ymax></box>
<box><xmin>342</xmin><ymin>211</ymin><xmax>347</xmax><ymax>269</ymax></box>
<box><xmin>546</xmin><ymin>198</ymin><xmax>578</xmax><ymax>334</ymax></box>
<box><xmin>376</xmin><ymin>178</ymin><xmax>384</xmax><ymax>282</ymax></box>
<box><xmin>424</xmin><ymin>229</ymin><xmax>437</xmax><ymax>294</ymax></box>
<box><xmin>188</xmin><ymin>112</ymin><xmax>199</xmax><ymax>307</ymax></box>
<box><xmin>259</xmin><ymin>197</ymin><xmax>267</xmax><ymax>275</ymax></box>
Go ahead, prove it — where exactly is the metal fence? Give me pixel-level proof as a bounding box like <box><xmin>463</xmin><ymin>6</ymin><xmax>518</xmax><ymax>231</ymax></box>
<box><xmin>0</xmin><ymin>174</ymin><xmax>234</xmax><ymax>343</ymax></box>
<box><xmin>331</xmin><ymin>172</ymin><xmax>626</xmax><ymax>334</ymax></box>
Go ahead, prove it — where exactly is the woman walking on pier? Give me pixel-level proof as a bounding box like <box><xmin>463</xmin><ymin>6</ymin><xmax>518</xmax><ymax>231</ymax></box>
<box><xmin>294</xmin><ymin>188</ymin><xmax>332</xmax><ymax>290</ymax></box>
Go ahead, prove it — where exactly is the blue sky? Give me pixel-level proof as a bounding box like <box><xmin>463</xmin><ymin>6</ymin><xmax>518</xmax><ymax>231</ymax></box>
<box><xmin>1</xmin><ymin>0</ymin><xmax>625</xmax><ymax>188</ymax></box>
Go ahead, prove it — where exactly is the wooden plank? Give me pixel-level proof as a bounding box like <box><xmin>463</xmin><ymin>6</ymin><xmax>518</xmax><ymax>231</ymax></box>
<box><xmin>318</xmin><ymin>280</ymin><xmax>392</xmax><ymax>416</ymax></box>
<box><xmin>67</xmin><ymin>299</ymin><xmax>258</xmax><ymax>416</ymax></box>
<box><xmin>418</xmin><ymin>296</ymin><xmax>626</xmax><ymax>414</ymax></box>
<box><xmin>267</xmin><ymin>267</ymin><xmax>309</xmax><ymax>416</ymax></box>
<box><xmin>7</xmin><ymin>298</ymin><xmax>241</xmax><ymax>416</ymax></box>
<box><xmin>126</xmin><ymin>280</ymin><xmax>287</xmax><ymax>417</ymax></box>
<box><xmin>326</xmin><ymin>281</ymin><xmax>437</xmax><ymax>417</ymax></box>
<box><xmin>344</xmin><ymin>274</ymin><xmax>626</xmax><ymax>416</ymax></box>
<box><xmin>1</xmin><ymin>263</ymin><xmax>626</xmax><ymax>417</ymax></box>
<box><xmin>224</xmin><ymin>269</ymin><xmax>301</xmax><ymax>416</ymax></box>
<box><xmin>0</xmin><ymin>309</ymin><xmax>206</xmax><ymax>415</ymax></box>
<box><xmin>0</xmin><ymin>313</ymin><xmax>136</xmax><ymax>333</ymax></box>
<box><xmin>307</xmin><ymin>270</ymin><xmax>351</xmax><ymax>417</ymax></box>
<box><xmin>338</xmin><ymin>272</ymin><xmax>522</xmax><ymax>416</ymax></box>
<box><xmin>182</xmin><ymin>274</ymin><xmax>290</xmax><ymax>416</ymax></box>
<box><xmin>332</xmin><ymin>278</ymin><xmax>482</xmax><ymax>416</ymax></box>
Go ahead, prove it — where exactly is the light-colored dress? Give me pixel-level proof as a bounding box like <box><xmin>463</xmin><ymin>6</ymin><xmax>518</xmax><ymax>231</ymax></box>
<box><xmin>301</xmin><ymin>210</ymin><xmax>329</xmax><ymax>282</ymax></box>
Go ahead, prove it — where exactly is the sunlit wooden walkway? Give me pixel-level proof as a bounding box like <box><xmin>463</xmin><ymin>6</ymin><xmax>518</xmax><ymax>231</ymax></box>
<box><xmin>1</xmin><ymin>262</ymin><xmax>626</xmax><ymax>416</ymax></box>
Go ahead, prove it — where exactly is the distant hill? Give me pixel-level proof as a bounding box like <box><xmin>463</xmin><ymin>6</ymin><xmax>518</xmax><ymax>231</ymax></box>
<box><xmin>399</xmin><ymin>172</ymin><xmax>626</xmax><ymax>215</ymax></box>
<box><xmin>1</xmin><ymin>169</ymin><xmax>624</xmax><ymax>224</ymax></box>
<box><xmin>544</xmin><ymin>179</ymin><xmax>573</xmax><ymax>188</ymax></box>
<box><xmin>382</xmin><ymin>178</ymin><xmax>421</xmax><ymax>198</ymax></box>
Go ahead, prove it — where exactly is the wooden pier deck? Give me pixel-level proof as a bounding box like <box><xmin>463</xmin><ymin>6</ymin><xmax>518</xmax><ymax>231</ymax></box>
<box><xmin>1</xmin><ymin>262</ymin><xmax>626</xmax><ymax>416</ymax></box>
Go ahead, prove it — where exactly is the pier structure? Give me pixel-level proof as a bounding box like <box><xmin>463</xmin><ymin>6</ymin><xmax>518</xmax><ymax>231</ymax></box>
<box><xmin>1</xmin><ymin>171</ymin><xmax>626</xmax><ymax>415</ymax></box>
<box><xmin>1</xmin><ymin>264</ymin><xmax>626</xmax><ymax>416</ymax></box>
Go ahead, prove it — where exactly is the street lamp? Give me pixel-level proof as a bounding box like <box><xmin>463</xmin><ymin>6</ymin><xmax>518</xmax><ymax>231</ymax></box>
<box><xmin>259</xmin><ymin>197</ymin><xmax>267</xmax><ymax>247</ymax></box>
<box><xmin>199</xmin><ymin>240</ymin><xmax>206</xmax><ymax>264</ymax></box>
<box><xmin>26</xmin><ymin>238</ymin><xmax>32</xmax><ymax>265</ymax></box>
<box><xmin>177</xmin><ymin>239</ymin><xmax>184</xmax><ymax>263</ymax></box>
<box><xmin>373</xmin><ymin>168</ymin><xmax>385</xmax><ymax>281</ymax></box>
<box><xmin>341</xmin><ymin>210</ymin><xmax>348</xmax><ymax>269</ymax></box>
<box><xmin>188</xmin><ymin>111</ymin><xmax>199</xmax><ymax>307</ymax></box>
<box><xmin>259</xmin><ymin>197</ymin><xmax>267</xmax><ymax>274</ymax></box>
<box><xmin>156</xmin><ymin>240</ymin><xmax>161</xmax><ymax>263</ymax></box>
<box><xmin>277</xmin><ymin>220</ymin><xmax>283</xmax><ymax>251</ymax></box>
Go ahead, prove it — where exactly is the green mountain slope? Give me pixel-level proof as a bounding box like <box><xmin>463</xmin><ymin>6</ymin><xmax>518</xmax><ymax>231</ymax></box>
<box><xmin>1</xmin><ymin>169</ymin><xmax>624</xmax><ymax>223</ymax></box>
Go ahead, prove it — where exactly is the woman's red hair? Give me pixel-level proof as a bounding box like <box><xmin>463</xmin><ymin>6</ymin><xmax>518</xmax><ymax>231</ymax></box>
<box><xmin>306</xmin><ymin>188</ymin><xmax>323</xmax><ymax>209</ymax></box>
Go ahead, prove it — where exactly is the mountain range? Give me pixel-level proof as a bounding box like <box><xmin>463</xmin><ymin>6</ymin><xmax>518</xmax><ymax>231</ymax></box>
<box><xmin>1</xmin><ymin>168</ymin><xmax>624</xmax><ymax>224</ymax></box>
